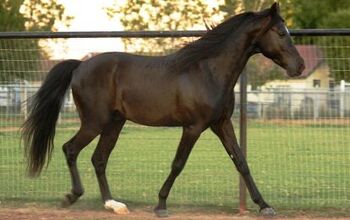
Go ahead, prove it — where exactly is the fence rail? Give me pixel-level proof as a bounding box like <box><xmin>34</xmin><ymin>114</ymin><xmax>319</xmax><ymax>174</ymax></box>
<box><xmin>0</xmin><ymin>29</ymin><xmax>349</xmax><ymax>213</ymax></box>
<box><xmin>1</xmin><ymin>28</ymin><xmax>350</xmax><ymax>39</ymax></box>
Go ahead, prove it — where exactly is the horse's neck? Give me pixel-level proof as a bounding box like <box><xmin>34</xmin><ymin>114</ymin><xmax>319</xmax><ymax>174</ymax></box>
<box><xmin>208</xmin><ymin>33</ymin><xmax>255</xmax><ymax>89</ymax></box>
<box><xmin>207</xmin><ymin>14</ymin><xmax>270</xmax><ymax>90</ymax></box>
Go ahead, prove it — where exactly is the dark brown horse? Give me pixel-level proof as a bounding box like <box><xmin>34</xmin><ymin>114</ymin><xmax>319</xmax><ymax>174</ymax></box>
<box><xmin>22</xmin><ymin>3</ymin><xmax>304</xmax><ymax>217</ymax></box>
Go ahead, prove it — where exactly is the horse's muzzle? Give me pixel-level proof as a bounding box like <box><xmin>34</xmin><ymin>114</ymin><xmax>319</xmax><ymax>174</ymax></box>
<box><xmin>297</xmin><ymin>62</ymin><xmax>305</xmax><ymax>76</ymax></box>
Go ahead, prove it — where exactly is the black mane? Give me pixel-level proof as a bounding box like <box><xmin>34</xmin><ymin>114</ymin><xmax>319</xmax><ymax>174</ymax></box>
<box><xmin>173</xmin><ymin>12</ymin><xmax>254</xmax><ymax>71</ymax></box>
<box><xmin>173</xmin><ymin>9</ymin><xmax>274</xmax><ymax>71</ymax></box>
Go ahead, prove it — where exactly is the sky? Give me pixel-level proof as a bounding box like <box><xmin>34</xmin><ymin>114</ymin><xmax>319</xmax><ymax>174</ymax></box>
<box><xmin>46</xmin><ymin>0</ymin><xmax>125</xmax><ymax>59</ymax></box>
<box><xmin>46</xmin><ymin>0</ymin><xmax>222</xmax><ymax>59</ymax></box>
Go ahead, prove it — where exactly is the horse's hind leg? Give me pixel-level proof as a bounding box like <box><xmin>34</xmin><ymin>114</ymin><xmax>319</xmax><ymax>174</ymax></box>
<box><xmin>91</xmin><ymin>117</ymin><xmax>129</xmax><ymax>214</ymax></box>
<box><xmin>61</xmin><ymin>125</ymin><xmax>100</xmax><ymax>207</ymax></box>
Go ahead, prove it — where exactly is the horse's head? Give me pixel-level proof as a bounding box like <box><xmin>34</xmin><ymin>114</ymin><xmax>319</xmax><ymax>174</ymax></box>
<box><xmin>254</xmin><ymin>3</ymin><xmax>305</xmax><ymax>77</ymax></box>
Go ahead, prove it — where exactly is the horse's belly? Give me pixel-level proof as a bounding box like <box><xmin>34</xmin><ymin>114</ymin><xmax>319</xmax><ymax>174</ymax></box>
<box><xmin>124</xmin><ymin>107</ymin><xmax>183</xmax><ymax>127</ymax></box>
<box><xmin>115</xmin><ymin>81</ymin><xmax>203</xmax><ymax>127</ymax></box>
<box><xmin>127</xmin><ymin>116</ymin><xmax>183</xmax><ymax>127</ymax></box>
<box><xmin>119</xmin><ymin>99</ymin><xmax>194</xmax><ymax>127</ymax></box>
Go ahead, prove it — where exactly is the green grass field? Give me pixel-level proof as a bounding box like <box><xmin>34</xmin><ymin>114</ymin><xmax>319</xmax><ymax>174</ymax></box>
<box><xmin>0</xmin><ymin>119</ymin><xmax>349</xmax><ymax>213</ymax></box>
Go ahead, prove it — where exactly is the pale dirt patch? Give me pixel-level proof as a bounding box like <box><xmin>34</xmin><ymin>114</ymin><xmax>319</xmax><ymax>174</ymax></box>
<box><xmin>255</xmin><ymin>118</ymin><xmax>350</xmax><ymax>126</ymax></box>
<box><xmin>1</xmin><ymin>207</ymin><xmax>350</xmax><ymax>220</ymax></box>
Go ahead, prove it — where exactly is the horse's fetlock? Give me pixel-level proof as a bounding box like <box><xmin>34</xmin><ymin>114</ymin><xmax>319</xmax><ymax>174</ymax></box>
<box><xmin>252</xmin><ymin>197</ymin><xmax>261</xmax><ymax>204</ymax></box>
<box><xmin>239</xmin><ymin>163</ymin><xmax>250</xmax><ymax>176</ymax></box>
<box><xmin>171</xmin><ymin>161</ymin><xmax>184</xmax><ymax>175</ymax></box>
<box><xmin>72</xmin><ymin>188</ymin><xmax>84</xmax><ymax>197</ymax></box>
<box><xmin>158</xmin><ymin>189</ymin><xmax>169</xmax><ymax>200</ymax></box>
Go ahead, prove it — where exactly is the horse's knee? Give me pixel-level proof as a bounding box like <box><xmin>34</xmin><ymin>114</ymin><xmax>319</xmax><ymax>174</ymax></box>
<box><xmin>91</xmin><ymin>155</ymin><xmax>106</xmax><ymax>175</ymax></box>
<box><xmin>62</xmin><ymin>142</ymin><xmax>78</xmax><ymax>166</ymax></box>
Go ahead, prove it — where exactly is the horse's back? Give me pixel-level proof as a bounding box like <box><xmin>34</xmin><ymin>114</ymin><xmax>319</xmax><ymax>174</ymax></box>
<box><xmin>71</xmin><ymin>51</ymin><xmax>173</xmax><ymax>89</ymax></box>
<box><xmin>70</xmin><ymin>51</ymin><xmax>224</xmax><ymax>127</ymax></box>
<box><xmin>70</xmin><ymin>52</ymin><xmax>183</xmax><ymax>125</ymax></box>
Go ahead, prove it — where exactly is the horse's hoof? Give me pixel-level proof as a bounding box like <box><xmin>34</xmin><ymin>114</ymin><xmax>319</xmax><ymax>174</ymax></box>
<box><xmin>154</xmin><ymin>209</ymin><xmax>169</xmax><ymax>218</ymax></box>
<box><xmin>260</xmin><ymin>207</ymin><xmax>276</xmax><ymax>216</ymax></box>
<box><xmin>61</xmin><ymin>198</ymin><xmax>71</xmax><ymax>208</ymax></box>
<box><xmin>104</xmin><ymin>200</ymin><xmax>130</xmax><ymax>215</ymax></box>
<box><xmin>61</xmin><ymin>194</ymin><xmax>75</xmax><ymax>208</ymax></box>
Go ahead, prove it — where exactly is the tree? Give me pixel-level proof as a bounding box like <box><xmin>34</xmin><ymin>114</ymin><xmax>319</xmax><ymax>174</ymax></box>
<box><xmin>0</xmin><ymin>0</ymin><xmax>68</xmax><ymax>32</ymax></box>
<box><xmin>219</xmin><ymin>0</ymin><xmax>293</xmax><ymax>22</ymax></box>
<box><xmin>289</xmin><ymin>0</ymin><xmax>350</xmax><ymax>82</ymax></box>
<box><xmin>320</xmin><ymin>8</ymin><xmax>350</xmax><ymax>82</ymax></box>
<box><xmin>0</xmin><ymin>0</ymin><xmax>69</xmax><ymax>81</ymax></box>
<box><xmin>108</xmin><ymin>0</ymin><xmax>350</xmax><ymax>83</ymax></box>
<box><xmin>106</xmin><ymin>0</ymin><xmax>218</xmax><ymax>53</ymax></box>
<box><xmin>290</xmin><ymin>0</ymin><xmax>350</xmax><ymax>29</ymax></box>
<box><xmin>219</xmin><ymin>0</ymin><xmax>276</xmax><ymax>14</ymax></box>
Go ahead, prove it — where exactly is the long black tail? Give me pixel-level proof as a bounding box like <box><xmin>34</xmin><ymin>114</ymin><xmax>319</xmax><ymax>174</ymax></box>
<box><xmin>22</xmin><ymin>59</ymin><xmax>81</xmax><ymax>177</ymax></box>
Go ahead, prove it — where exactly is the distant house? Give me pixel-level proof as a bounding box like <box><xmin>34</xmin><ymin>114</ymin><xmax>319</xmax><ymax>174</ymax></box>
<box><xmin>261</xmin><ymin>45</ymin><xmax>332</xmax><ymax>91</ymax></box>
<box><xmin>246</xmin><ymin>45</ymin><xmax>337</xmax><ymax>119</ymax></box>
<box><xmin>338</xmin><ymin>80</ymin><xmax>350</xmax><ymax>117</ymax></box>
<box><xmin>0</xmin><ymin>58</ymin><xmax>63</xmax><ymax>111</ymax></box>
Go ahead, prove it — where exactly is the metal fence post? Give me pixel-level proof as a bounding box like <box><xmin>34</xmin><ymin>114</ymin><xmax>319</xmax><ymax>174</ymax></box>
<box><xmin>340</xmin><ymin>80</ymin><xmax>345</xmax><ymax>118</ymax></box>
<box><xmin>239</xmin><ymin>68</ymin><xmax>247</xmax><ymax>214</ymax></box>
<box><xmin>22</xmin><ymin>85</ymin><xmax>28</xmax><ymax>120</ymax></box>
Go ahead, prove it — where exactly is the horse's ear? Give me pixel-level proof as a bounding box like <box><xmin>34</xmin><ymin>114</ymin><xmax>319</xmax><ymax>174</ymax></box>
<box><xmin>203</xmin><ymin>19</ymin><xmax>211</xmax><ymax>31</ymax></box>
<box><xmin>203</xmin><ymin>18</ymin><xmax>215</xmax><ymax>31</ymax></box>
<box><xmin>270</xmin><ymin>2</ymin><xmax>280</xmax><ymax>16</ymax></box>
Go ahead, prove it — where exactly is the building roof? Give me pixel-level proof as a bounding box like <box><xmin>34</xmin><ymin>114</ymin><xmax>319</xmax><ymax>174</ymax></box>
<box><xmin>296</xmin><ymin>45</ymin><xmax>324</xmax><ymax>78</ymax></box>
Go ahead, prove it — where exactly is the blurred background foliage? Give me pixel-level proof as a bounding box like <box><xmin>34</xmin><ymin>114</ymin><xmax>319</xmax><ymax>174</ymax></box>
<box><xmin>0</xmin><ymin>0</ymin><xmax>70</xmax><ymax>81</ymax></box>
<box><xmin>106</xmin><ymin>0</ymin><xmax>350</xmax><ymax>84</ymax></box>
<box><xmin>1</xmin><ymin>0</ymin><xmax>350</xmax><ymax>82</ymax></box>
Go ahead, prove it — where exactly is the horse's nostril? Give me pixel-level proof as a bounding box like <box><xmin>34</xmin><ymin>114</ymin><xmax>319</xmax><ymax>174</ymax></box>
<box><xmin>299</xmin><ymin>63</ymin><xmax>305</xmax><ymax>73</ymax></box>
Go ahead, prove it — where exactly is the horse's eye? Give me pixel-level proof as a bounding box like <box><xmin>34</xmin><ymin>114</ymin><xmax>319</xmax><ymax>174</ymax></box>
<box><xmin>278</xmin><ymin>30</ymin><xmax>286</xmax><ymax>37</ymax></box>
<box><xmin>272</xmin><ymin>27</ymin><xmax>287</xmax><ymax>38</ymax></box>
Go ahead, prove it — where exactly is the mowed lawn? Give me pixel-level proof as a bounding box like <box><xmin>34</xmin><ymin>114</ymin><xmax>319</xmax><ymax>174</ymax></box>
<box><xmin>0</xmin><ymin>119</ymin><xmax>349</xmax><ymax>212</ymax></box>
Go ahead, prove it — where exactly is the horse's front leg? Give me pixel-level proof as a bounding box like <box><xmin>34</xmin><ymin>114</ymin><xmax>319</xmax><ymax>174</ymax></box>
<box><xmin>211</xmin><ymin>118</ymin><xmax>276</xmax><ymax>216</ymax></box>
<box><xmin>154</xmin><ymin>125</ymin><xmax>202</xmax><ymax>217</ymax></box>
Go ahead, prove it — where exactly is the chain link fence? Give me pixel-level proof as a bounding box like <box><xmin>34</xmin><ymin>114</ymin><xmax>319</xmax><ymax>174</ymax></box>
<box><xmin>0</xmin><ymin>31</ymin><xmax>349</xmax><ymax>211</ymax></box>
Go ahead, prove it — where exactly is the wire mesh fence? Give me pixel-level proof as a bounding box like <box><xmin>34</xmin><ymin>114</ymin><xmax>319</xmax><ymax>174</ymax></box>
<box><xmin>0</xmin><ymin>31</ymin><xmax>349</xmax><ymax>211</ymax></box>
<box><xmin>244</xmin><ymin>34</ymin><xmax>350</xmax><ymax>209</ymax></box>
